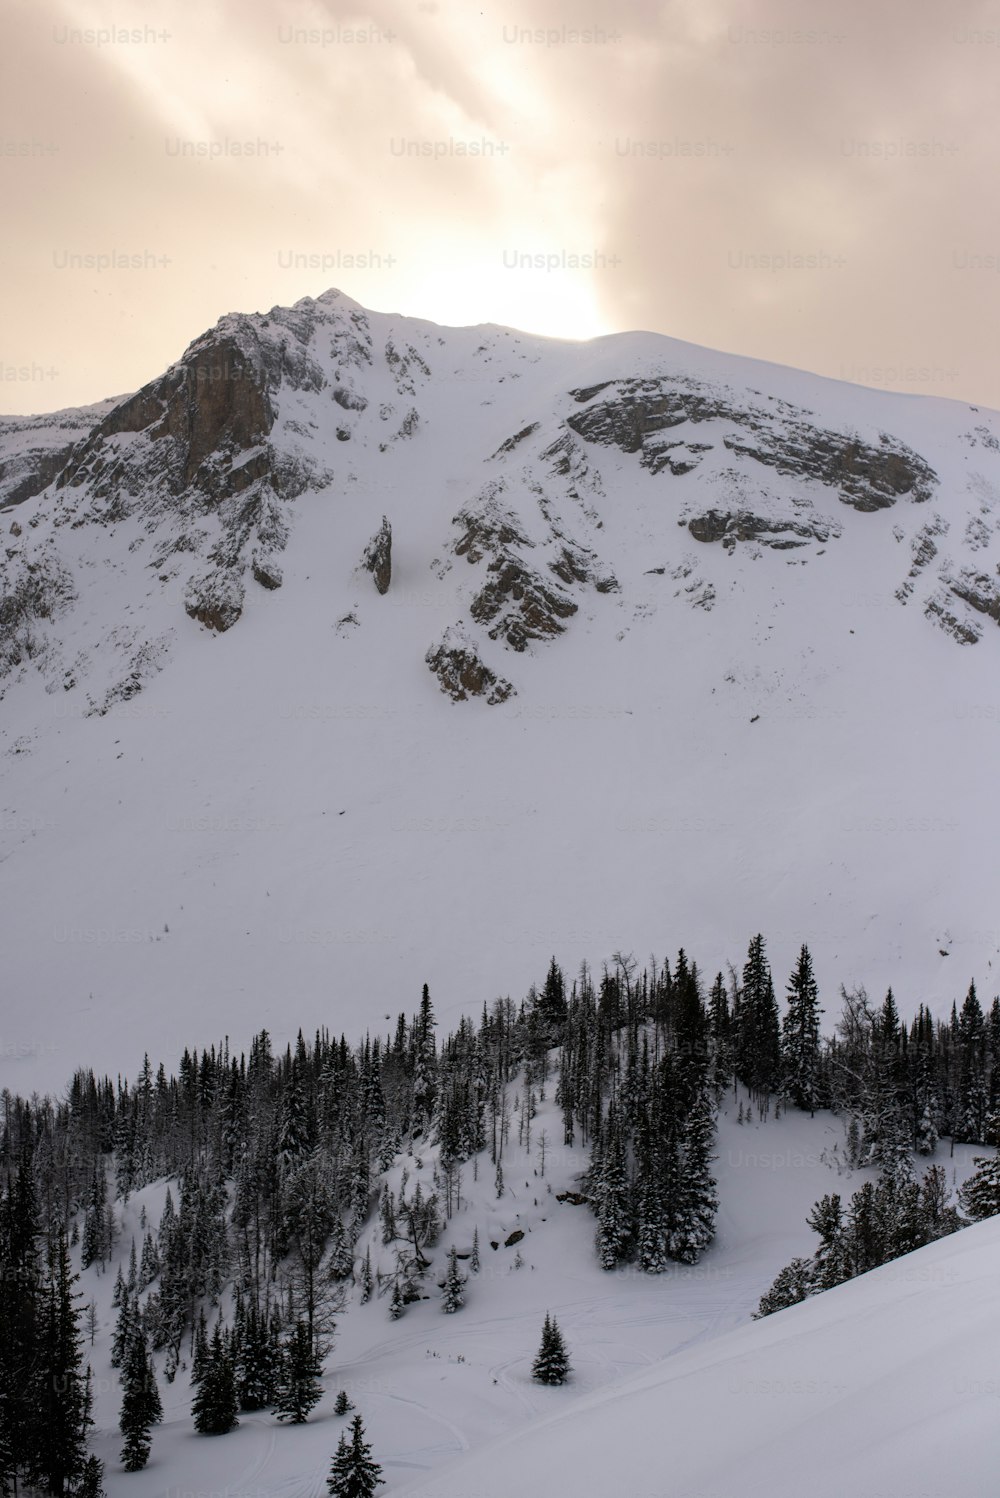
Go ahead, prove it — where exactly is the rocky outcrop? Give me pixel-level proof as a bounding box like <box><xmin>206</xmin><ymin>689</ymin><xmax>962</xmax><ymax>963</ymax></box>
<box><xmin>55</xmin><ymin>324</ymin><xmax>275</xmax><ymax>504</ymax></box>
<box><xmin>566</xmin><ymin>375</ymin><xmax>938</xmax><ymax>510</ymax></box>
<box><xmin>184</xmin><ymin>568</ymin><xmax>245</xmax><ymax>632</ymax></box>
<box><xmin>470</xmin><ymin>554</ymin><xmax>578</xmax><ymax>651</ymax></box>
<box><xmin>363</xmin><ymin>515</ymin><xmax>392</xmax><ymax>594</ymax></box>
<box><xmin>547</xmin><ymin>540</ymin><xmax>618</xmax><ymax>592</ymax></box>
<box><xmin>925</xmin><ymin>594</ymin><xmax>982</xmax><ymax>644</ymax></box>
<box><xmin>453</xmin><ymin>490</ymin><xmax>532</xmax><ymax>563</ymax></box>
<box><xmin>252</xmin><ymin>554</ymin><xmax>283</xmax><ymax>590</ymax></box>
<box><xmin>0</xmin><ymin>398</ymin><xmax>122</xmax><ymax>510</ymax></box>
<box><xmin>425</xmin><ymin>627</ymin><xmax>515</xmax><ymax>704</ymax></box>
<box><xmin>688</xmin><ymin>508</ymin><xmax>834</xmax><ymax>549</ymax></box>
<box><xmin>943</xmin><ymin>568</ymin><xmax>1000</xmax><ymax>627</ymax></box>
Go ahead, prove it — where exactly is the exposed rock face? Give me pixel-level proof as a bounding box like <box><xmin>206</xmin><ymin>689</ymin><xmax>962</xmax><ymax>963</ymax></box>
<box><xmin>566</xmin><ymin>375</ymin><xmax>938</xmax><ymax>510</ymax></box>
<box><xmin>252</xmin><ymin>554</ymin><xmax>283</xmax><ymax>590</ymax></box>
<box><xmin>945</xmin><ymin>568</ymin><xmax>1000</xmax><ymax>626</ymax></box>
<box><xmin>425</xmin><ymin>626</ymin><xmax>515</xmax><ymax>704</ymax></box>
<box><xmin>56</xmin><ymin>325</ymin><xmax>275</xmax><ymax>503</ymax></box>
<box><xmin>184</xmin><ymin>569</ymin><xmax>246</xmax><ymax>633</ymax></box>
<box><xmin>452</xmin><ymin>491</ymin><xmax>531</xmax><ymax>563</ymax></box>
<box><xmin>363</xmin><ymin>515</ymin><xmax>392</xmax><ymax>594</ymax></box>
<box><xmin>925</xmin><ymin>595</ymin><xmax>982</xmax><ymax>644</ymax></box>
<box><xmin>688</xmin><ymin>508</ymin><xmax>834</xmax><ymax>549</ymax></box>
<box><xmin>0</xmin><ymin>399</ymin><xmax>122</xmax><ymax>509</ymax></box>
<box><xmin>470</xmin><ymin>555</ymin><xmax>578</xmax><ymax>650</ymax></box>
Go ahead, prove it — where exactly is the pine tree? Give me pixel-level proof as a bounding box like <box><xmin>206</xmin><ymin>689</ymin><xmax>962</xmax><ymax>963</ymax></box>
<box><xmin>334</xmin><ymin>1389</ymin><xmax>355</xmax><ymax>1416</ymax></box>
<box><xmin>0</xmin><ymin>1154</ymin><xmax>43</xmax><ymax>1494</ymax></box>
<box><xmin>470</xmin><ymin>1226</ymin><xmax>480</xmax><ymax>1273</ymax></box>
<box><xmin>388</xmin><ymin>1280</ymin><xmax>405</xmax><ymax>1320</ymax></box>
<box><xmin>235</xmin><ymin>1300</ymin><xmax>279</xmax><ymax>1411</ymax></box>
<box><xmin>358</xmin><ymin>1247</ymin><xmax>374</xmax><ymax>1305</ymax></box>
<box><xmin>119</xmin><ymin>1326</ymin><xmax>162</xmax><ymax>1471</ymax></box>
<box><xmin>378</xmin><ymin>1187</ymin><xmax>396</xmax><ymax>1246</ymax></box>
<box><xmin>670</xmin><ymin>1086</ymin><xmax>719</xmax><ymax>1264</ymax></box>
<box><xmin>806</xmin><ymin>1194</ymin><xmax>849</xmax><ymax>1290</ymax></box>
<box><xmin>960</xmin><ymin>1153</ymin><xmax>1000</xmax><ymax>1220</ymax></box>
<box><xmin>635</xmin><ymin>1169</ymin><xmax>670</xmax><ymax>1274</ymax></box>
<box><xmin>755</xmin><ymin>1257</ymin><xmax>815</xmax><ymax>1317</ymax></box>
<box><xmin>274</xmin><ymin>1320</ymin><xmax>323</xmax><ymax>1423</ymax></box>
<box><xmin>110</xmin><ymin>1288</ymin><xmax>140</xmax><ymax>1370</ymax></box>
<box><xmin>30</xmin><ymin>1233</ymin><xmax>92</xmax><ymax>1498</ymax></box>
<box><xmin>441</xmin><ymin>1246</ymin><xmax>466</xmax><ymax>1312</ymax></box>
<box><xmin>77</xmin><ymin>1455</ymin><xmax>107</xmax><ymax>1498</ymax></box>
<box><xmin>110</xmin><ymin>1263</ymin><xmax>126</xmax><ymax>1310</ymax></box>
<box><xmin>327</xmin><ymin>1414</ymin><xmax>384</xmax><ymax>1498</ymax></box>
<box><xmin>531</xmin><ymin>1313</ymin><xmax>571</xmax><ymax>1385</ymax></box>
<box><xmin>735</xmin><ymin>934</ymin><xmax>781</xmax><ymax>1109</ymax></box>
<box><xmin>139</xmin><ymin>1231</ymin><xmax>160</xmax><ymax>1289</ymax></box>
<box><xmin>593</xmin><ymin>1109</ymin><xmax>632</xmax><ymax>1269</ymax></box>
<box><xmin>191</xmin><ymin>1323</ymin><xmax>238</xmax><ymax>1435</ymax></box>
<box><xmin>781</xmin><ymin>944</ymin><xmax>822</xmax><ymax>1113</ymax></box>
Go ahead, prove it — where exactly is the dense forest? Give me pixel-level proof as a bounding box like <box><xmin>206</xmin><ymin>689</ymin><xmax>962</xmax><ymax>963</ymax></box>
<box><xmin>2</xmin><ymin>935</ymin><xmax>999</xmax><ymax>1494</ymax></box>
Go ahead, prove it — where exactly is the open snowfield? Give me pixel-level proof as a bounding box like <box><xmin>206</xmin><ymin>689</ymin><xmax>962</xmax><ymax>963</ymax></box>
<box><xmin>75</xmin><ymin>1084</ymin><xmax>986</xmax><ymax>1498</ymax></box>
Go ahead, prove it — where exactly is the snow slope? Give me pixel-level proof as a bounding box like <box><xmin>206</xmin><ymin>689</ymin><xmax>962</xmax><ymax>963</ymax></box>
<box><xmin>77</xmin><ymin>1085</ymin><xmax>987</xmax><ymax>1498</ymax></box>
<box><xmin>394</xmin><ymin>1210</ymin><xmax>1000</xmax><ymax>1498</ymax></box>
<box><xmin>2</xmin><ymin>290</ymin><xmax>999</xmax><ymax>1094</ymax></box>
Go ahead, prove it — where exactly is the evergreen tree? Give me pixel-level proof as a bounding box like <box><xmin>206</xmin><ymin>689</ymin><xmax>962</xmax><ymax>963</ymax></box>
<box><xmin>30</xmin><ymin>1233</ymin><xmax>92</xmax><ymax>1498</ymax></box>
<box><xmin>378</xmin><ymin>1187</ymin><xmax>396</xmax><ymax>1246</ymax></box>
<box><xmin>234</xmin><ymin>1301</ymin><xmax>278</xmax><ymax>1411</ymax></box>
<box><xmin>358</xmin><ymin>1247</ymin><xmax>374</xmax><ymax>1305</ymax></box>
<box><xmin>755</xmin><ymin>1257</ymin><xmax>815</xmax><ymax>1317</ymax></box>
<box><xmin>0</xmin><ymin>1154</ymin><xmax>43</xmax><ymax>1494</ymax></box>
<box><xmin>139</xmin><ymin>1231</ymin><xmax>160</xmax><ymax>1289</ymax></box>
<box><xmin>592</xmin><ymin>1108</ymin><xmax>632</xmax><ymax>1269</ymax></box>
<box><xmin>191</xmin><ymin>1323</ymin><xmax>238</xmax><ymax>1435</ymax></box>
<box><xmin>531</xmin><ymin>1313</ymin><xmax>571</xmax><ymax>1385</ymax></box>
<box><xmin>635</xmin><ymin>1169</ymin><xmax>670</xmax><ymax>1274</ymax></box>
<box><xmin>413</xmin><ymin>984</ymin><xmax>438</xmax><ymax>1125</ymax></box>
<box><xmin>274</xmin><ymin>1320</ymin><xmax>323</xmax><ymax>1424</ymax></box>
<box><xmin>110</xmin><ymin>1263</ymin><xmax>126</xmax><ymax>1310</ymax></box>
<box><xmin>470</xmin><ymin>1226</ymin><xmax>480</xmax><ymax>1273</ymax></box>
<box><xmin>734</xmin><ymin>935</ymin><xmax>781</xmax><ymax>1108</ymax></box>
<box><xmin>77</xmin><ymin>1455</ymin><xmax>107</xmax><ymax>1498</ymax></box>
<box><xmin>538</xmin><ymin>956</ymin><xmax>568</xmax><ymax>1040</ymax></box>
<box><xmin>781</xmin><ymin>944</ymin><xmax>822</xmax><ymax>1113</ymax></box>
<box><xmin>960</xmin><ymin>1153</ymin><xmax>1000</xmax><ymax>1220</ymax></box>
<box><xmin>441</xmin><ymin>1246</ymin><xmax>466</xmax><ymax>1313</ymax></box>
<box><xmin>327</xmin><ymin>1414</ymin><xmax>384</xmax><ymax>1498</ymax></box>
<box><xmin>334</xmin><ymin>1389</ymin><xmax>354</xmax><ymax>1416</ymax></box>
<box><xmin>669</xmin><ymin>1085</ymin><xmax>719</xmax><ymax>1264</ymax></box>
<box><xmin>119</xmin><ymin>1326</ymin><xmax>162</xmax><ymax>1472</ymax></box>
<box><xmin>806</xmin><ymin>1194</ymin><xmax>849</xmax><ymax>1290</ymax></box>
<box><xmin>956</xmin><ymin>982</ymin><xmax>989</xmax><ymax>1143</ymax></box>
<box><xmin>388</xmin><ymin>1280</ymin><xmax>405</xmax><ymax>1320</ymax></box>
<box><xmin>110</xmin><ymin>1289</ymin><xmax>140</xmax><ymax>1370</ymax></box>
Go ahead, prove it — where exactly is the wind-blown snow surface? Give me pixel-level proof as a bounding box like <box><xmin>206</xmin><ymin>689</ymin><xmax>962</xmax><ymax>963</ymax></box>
<box><xmin>395</xmin><ymin>1215</ymin><xmax>1000</xmax><ymax>1498</ymax></box>
<box><xmin>2</xmin><ymin>289</ymin><xmax>1000</xmax><ymax>1092</ymax></box>
<box><xmin>80</xmin><ymin>1089</ymin><xmax>986</xmax><ymax>1498</ymax></box>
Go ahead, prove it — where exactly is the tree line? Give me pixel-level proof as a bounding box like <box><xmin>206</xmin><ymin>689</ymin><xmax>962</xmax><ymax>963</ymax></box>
<box><xmin>2</xmin><ymin>936</ymin><xmax>998</xmax><ymax>1493</ymax></box>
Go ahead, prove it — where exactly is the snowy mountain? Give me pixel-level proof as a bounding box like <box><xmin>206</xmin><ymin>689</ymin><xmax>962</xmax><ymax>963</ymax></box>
<box><xmin>2</xmin><ymin>287</ymin><xmax>999</xmax><ymax>1093</ymax></box>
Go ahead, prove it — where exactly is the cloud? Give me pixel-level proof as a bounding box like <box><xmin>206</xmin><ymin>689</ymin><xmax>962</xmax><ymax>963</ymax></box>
<box><xmin>1</xmin><ymin>0</ymin><xmax>996</xmax><ymax>414</ymax></box>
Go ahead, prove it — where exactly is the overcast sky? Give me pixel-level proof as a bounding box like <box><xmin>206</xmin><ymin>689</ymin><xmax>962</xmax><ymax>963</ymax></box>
<box><xmin>4</xmin><ymin>0</ymin><xmax>999</xmax><ymax>416</ymax></box>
